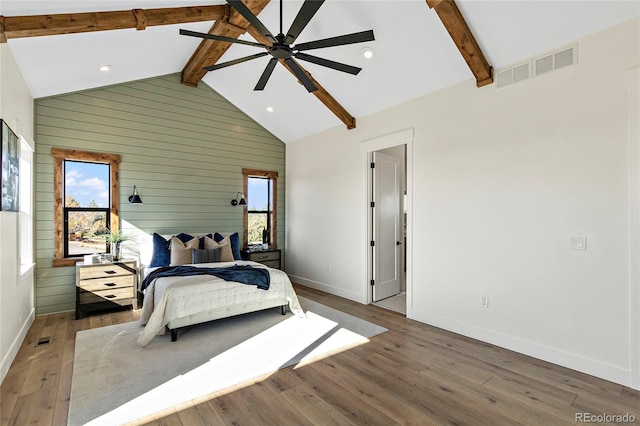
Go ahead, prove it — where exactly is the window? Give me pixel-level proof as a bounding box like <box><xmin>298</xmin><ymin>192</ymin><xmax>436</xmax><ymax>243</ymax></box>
<box><xmin>19</xmin><ymin>136</ymin><xmax>34</xmax><ymax>274</ymax></box>
<box><xmin>64</xmin><ymin>161</ymin><xmax>110</xmax><ymax>257</ymax></box>
<box><xmin>243</xmin><ymin>168</ymin><xmax>277</xmax><ymax>248</ymax></box>
<box><xmin>247</xmin><ymin>176</ymin><xmax>271</xmax><ymax>245</ymax></box>
<box><xmin>52</xmin><ymin>148</ymin><xmax>121</xmax><ymax>267</ymax></box>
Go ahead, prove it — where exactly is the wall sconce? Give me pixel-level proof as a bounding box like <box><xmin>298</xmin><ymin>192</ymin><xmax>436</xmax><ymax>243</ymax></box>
<box><xmin>128</xmin><ymin>185</ymin><xmax>143</xmax><ymax>204</ymax></box>
<box><xmin>231</xmin><ymin>192</ymin><xmax>247</xmax><ymax>206</ymax></box>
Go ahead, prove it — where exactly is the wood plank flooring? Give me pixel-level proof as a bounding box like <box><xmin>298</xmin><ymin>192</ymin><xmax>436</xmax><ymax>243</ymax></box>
<box><xmin>2</xmin><ymin>285</ymin><xmax>638</xmax><ymax>425</ymax></box>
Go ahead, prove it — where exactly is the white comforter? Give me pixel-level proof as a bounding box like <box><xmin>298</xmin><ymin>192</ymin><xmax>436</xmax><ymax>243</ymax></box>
<box><xmin>138</xmin><ymin>261</ymin><xmax>304</xmax><ymax>346</ymax></box>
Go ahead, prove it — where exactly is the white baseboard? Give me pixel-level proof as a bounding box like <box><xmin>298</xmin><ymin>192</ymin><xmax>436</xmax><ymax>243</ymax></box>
<box><xmin>411</xmin><ymin>308</ymin><xmax>635</xmax><ymax>390</ymax></box>
<box><xmin>288</xmin><ymin>275</ymin><xmax>366</xmax><ymax>304</ymax></box>
<box><xmin>1</xmin><ymin>308</ymin><xmax>35</xmax><ymax>384</ymax></box>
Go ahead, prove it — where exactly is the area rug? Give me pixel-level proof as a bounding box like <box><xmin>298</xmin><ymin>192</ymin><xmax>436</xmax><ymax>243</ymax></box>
<box><xmin>68</xmin><ymin>297</ymin><xmax>387</xmax><ymax>426</ymax></box>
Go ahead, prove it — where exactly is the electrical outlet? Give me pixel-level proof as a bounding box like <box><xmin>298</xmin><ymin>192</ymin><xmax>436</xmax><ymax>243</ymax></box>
<box><xmin>570</xmin><ymin>236</ymin><xmax>587</xmax><ymax>251</ymax></box>
<box><xmin>482</xmin><ymin>297</ymin><xmax>489</xmax><ymax>308</ymax></box>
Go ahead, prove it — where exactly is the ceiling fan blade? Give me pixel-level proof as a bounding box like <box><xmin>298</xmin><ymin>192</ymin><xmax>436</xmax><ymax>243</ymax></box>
<box><xmin>284</xmin><ymin>0</ymin><xmax>325</xmax><ymax>45</ymax></box>
<box><xmin>204</xmin><ymin>52</ymin><xmax>269</xmax><ymax>71</ymax></box>
<box><xmin>179</xmin><ymin>29</ymin><xmax>267</xmax><ymax>49</ymax></box>
<box><xmin>294</xmin><ymin>52</ymin><xmax>361</xmax><ymax>75</ymax></box>
<box><xmin>295</xmin><ymin>29</ymin><xmax>375</xmax><ymax>51</ymax></box>
<box><xmin>228</xmin><ymin>0</ymin><xmax>277</xmax><ymax>44</ymax></box>
<box><xmin>284</xmin><ymin>58</ymin><xmax>318</xmax><ymax>92</ymax></box>
<box><xmin>254</xmin><ymin>57</ymin><xmax>279</xmax><ymax>91</ymax></box>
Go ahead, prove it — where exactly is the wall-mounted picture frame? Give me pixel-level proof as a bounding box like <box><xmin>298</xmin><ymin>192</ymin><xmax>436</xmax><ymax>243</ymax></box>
<box><xmin>1</xmin><ymin>119</ymin><xmax>19</xmax><ymax>212</ymax></box>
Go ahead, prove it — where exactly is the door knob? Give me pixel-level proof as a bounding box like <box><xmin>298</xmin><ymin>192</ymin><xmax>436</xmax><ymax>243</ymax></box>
<box><xmin>396</xmin><ymin>241</ymin><xmax>402</xmax><ymax>245</ymax></box>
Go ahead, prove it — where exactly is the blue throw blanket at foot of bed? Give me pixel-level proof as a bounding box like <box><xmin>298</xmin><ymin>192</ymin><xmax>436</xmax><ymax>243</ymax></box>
<box><xmin>141</xmin><ymin>264</ymin><xmax>270</xmax><ymax>291</ymax></box>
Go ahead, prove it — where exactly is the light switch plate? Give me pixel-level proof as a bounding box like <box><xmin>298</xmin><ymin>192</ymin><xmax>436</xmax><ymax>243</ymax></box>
<box><xmin>570</xmin><ymin>236</ymin><xmax>587</xmax><ymax>251</ymax></box>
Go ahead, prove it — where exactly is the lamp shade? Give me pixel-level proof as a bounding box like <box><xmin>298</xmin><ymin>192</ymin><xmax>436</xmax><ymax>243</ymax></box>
<box><xmin>129</xmin><ymin>185</ymin><xmax>143</xmax><ymax>204</ymax></box>
<box><xmin>231</xmin><ymin>192</ymin><xmax>246</xmax><ymax>206</ymax></box>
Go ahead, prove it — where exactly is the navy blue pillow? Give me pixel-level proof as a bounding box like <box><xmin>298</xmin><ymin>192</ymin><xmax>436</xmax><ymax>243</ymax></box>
<box><xmin>214</xmin><ymin>232</ymin><xmax>242</xmax><ymax>260</ymax></box>
<box><xmin>176</xmin><ymin>233</ymin><xmax>194</xmax><ymax>243</ymax></box>
<box><xmin>149</xmin><ymin>233</ymin><xmax>194</xmax><ymax>267</ymax></box>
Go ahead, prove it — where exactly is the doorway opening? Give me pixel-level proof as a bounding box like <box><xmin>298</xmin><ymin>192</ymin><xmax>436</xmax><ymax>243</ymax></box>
<box><xmin>370</xmin><ymin>145</ymin><xmax>407</xmax><ymax>315</ymax></box>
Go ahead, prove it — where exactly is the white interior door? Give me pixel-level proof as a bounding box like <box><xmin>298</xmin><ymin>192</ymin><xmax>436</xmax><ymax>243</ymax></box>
<box><xmin>372</xmin><ymin>151</ymin><xmax>401</xmax><ymax>301</ymax></box>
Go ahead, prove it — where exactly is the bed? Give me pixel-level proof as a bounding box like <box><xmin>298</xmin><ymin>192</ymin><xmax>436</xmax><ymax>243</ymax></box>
<box><xmin>136</xmin><ymin>233</ymin><xmax>304</xmax><ymax>347</ymax></box>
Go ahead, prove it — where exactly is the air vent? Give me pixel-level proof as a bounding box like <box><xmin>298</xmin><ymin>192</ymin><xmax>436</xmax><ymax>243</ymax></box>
<box><xmin>36</xmin><ymin>336</ymin><xmax>51</xmax><ymax>346</ymax></box>
<box><xmin>554</xmin><ymin>47</ymin><xmax>575</xmax><ymax>69</ymax></box>
<box><xmin>497</xmin><ymin>62</ymin><xmax>530</xmax><ymax>88</ymax></box>
<box><xmin>513</xmin><ymin>63</ymin><xmax>530</xmax><ymax>83</ymax></box>
<box><xmin>497</xmin><ymin>43</ymin><xmax>578</xmax><ymax>89</ymax></box>
<box><xmin>535</xmin><ymin>55</ymin><xmax>554</xmax><ymax>76</ymax></box>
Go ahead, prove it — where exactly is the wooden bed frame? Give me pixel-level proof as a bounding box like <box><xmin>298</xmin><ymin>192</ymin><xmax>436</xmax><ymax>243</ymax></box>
<box><xmin>166</xmin><ymin>297</ymin><xmax>289</xmax><ymax>341</ymax></box>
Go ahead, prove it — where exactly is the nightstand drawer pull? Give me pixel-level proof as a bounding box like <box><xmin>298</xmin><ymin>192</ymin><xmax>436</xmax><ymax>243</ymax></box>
<box><xmin>104</xmin><ymin>270</ymin><xmax>117</xmax><ymax>275</ymax></box>
<box><xmin>105</xmin><ymin>294</ymin><xmax>116</xmax><ymax>299</ymax></box>
<box><xmin>103</xmin><ymin>282</ymin><xmax>116</xmax><ymax>287</ymax></box>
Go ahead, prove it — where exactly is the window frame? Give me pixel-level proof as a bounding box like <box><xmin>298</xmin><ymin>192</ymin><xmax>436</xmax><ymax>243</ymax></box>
<box><xmin>52</xmin><ymin>148</ymin><xmax>121</xmax><ymax>267</ymax></box>
<box><xmin>242</xmin><ymin>168</ymin><xmax>278</xmax><ymax>249</ymax></box>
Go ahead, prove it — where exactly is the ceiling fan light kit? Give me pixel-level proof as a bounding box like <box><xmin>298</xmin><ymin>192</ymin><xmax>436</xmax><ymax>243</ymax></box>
<box><xmin>180</xmin><ymin>0</ymin><xmax>375</xmax><ymax>93</ymax></box>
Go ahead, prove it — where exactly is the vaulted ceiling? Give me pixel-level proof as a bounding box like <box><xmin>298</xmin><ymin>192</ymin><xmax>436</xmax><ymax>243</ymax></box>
<box><xmin>1</xmin><ymin>1</ymin><xmax>638</xmax><ymax>142</ymax></box>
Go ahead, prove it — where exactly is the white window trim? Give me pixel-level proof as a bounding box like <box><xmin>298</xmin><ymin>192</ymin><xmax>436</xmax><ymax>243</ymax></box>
<box><xmin>19</xmin><ymin>135</ymin><xmax>34</xmax><ymax>276</ymax></box>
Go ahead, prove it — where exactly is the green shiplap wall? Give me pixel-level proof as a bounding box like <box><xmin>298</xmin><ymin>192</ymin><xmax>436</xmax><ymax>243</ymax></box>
<box><xmin>34</xmin><ymin>74</ymin><xmax>285</xmax><ymax>315</ymax></box>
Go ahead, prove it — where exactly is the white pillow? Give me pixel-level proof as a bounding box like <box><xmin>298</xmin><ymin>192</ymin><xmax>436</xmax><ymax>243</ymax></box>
<box><xmin>204</xmin><ymin>236</ymin><xmax>234</xmax><ymax>262</ymax></box>
<box><xmin>170</xmin><ymin>236</ymin><xmax>199</xmax><ymax>266</ymax></box>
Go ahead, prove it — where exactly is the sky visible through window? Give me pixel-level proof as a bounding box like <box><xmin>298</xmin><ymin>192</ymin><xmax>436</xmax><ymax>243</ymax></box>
<box><xmin>65</xmin><ymin>161</ymin><xmax>109</xmax><ymax>207</ymax></box>
<box><xmin>248</xmin><ymin>177</ymin><xmax>268</xmax><ymax>210</ymax></box>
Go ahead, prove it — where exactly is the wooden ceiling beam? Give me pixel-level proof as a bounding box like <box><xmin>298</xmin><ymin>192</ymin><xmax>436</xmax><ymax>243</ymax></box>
<box><xmin>181</xmin><ymin>1</ymin><xmax>270</xmax><ymax>87</ymax></box>
<box><xmin>426</xmin><ymin>0</ymin><xmax>493</xmax><ymax>87</ymax></box>
<box><xmin>281</xmin><ymin>60</ymin><xmax>356</xmax><ymax>130</ymax></box>
<box><xmin>0</xmin><ymin>5</ymin><xmax>226</xmax><ymax>41</ymax></box>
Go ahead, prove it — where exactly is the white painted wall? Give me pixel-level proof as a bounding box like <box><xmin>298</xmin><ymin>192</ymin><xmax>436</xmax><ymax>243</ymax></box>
<box><xmin>286</xmin><ymin>18</ymin><xmax>640</xmax><ymax>388</ymax></box>
<box><xmin>0</xmin><ymin>43</ymin><xmax>35</xmax><ymax>383</ymax></box>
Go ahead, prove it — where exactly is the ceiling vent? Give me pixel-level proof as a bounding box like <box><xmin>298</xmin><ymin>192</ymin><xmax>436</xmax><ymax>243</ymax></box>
<box><xmin>497</xmin><ymin>63</ymin><xmax>530</xmax><ymax>88</ymax></box>
<box><xmin>497</xmin><ymin>43</ymin><xmax>578</xmax><ymax>89</ymax></box>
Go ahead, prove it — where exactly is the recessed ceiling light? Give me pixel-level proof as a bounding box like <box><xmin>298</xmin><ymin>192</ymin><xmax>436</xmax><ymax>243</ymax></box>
<box><xmin>362</xmin><ymin>47</ymin><xmax>375</xmax><ymax>59</ymax></box>
<box><xmin>99</xmin><ymin>65</ymin><xmax>112</xmax><ymax>72</ymax></box>
<box><xmin>266</xmin><ymin>106</ymin><xmax>274</xmax><ymax>112</ymax></box>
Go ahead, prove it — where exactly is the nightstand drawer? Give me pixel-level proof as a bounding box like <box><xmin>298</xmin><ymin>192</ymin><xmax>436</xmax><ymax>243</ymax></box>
<box><xmin>77</xmin><ymin>275</ymin><xmax>134</xmax><ymax>292</ymax></box>
<box><xmin>249</xmin><ymin>251</ymin><xmax>280</xmax><ymax>262</ymax></box>
<box><xmin>79</xmin><ymin>287</ymin><xmax>135</xmax><ymax>305</ymax></box>
<box><xmin>242</xmin><ymin>249</ymin><xmax>281</xmax><ymax>270</ymax></box>
<box><xmin>259</xmin><ymin>260</ymin><xmax>281</xmax><ymax>269</ymax></box>
<box><xmin>78</xmin><ymin>262</ymin><xmax>136</xmax><ymax>280</ymax></box>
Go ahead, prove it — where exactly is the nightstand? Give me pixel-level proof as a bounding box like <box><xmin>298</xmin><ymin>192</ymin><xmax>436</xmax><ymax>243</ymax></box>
<box><xmin>75</xmin><ymin>259</ymin><xmax>138</xmax><ymax>319</ymax></box>
<box><xmin>241</xmin><ymin>249</ymin><xmax>281</xmax><ymax>270</ymax></box>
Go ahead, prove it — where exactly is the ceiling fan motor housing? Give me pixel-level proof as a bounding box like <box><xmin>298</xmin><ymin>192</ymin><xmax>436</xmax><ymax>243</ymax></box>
<box><xmin>270</xmin><ymin>43</ymin><xmax>293</xmax><ymax>59</ymax></box>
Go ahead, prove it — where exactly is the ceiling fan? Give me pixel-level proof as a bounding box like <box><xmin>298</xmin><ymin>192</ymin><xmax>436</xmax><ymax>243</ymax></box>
<box><xmin>179</xmin><ymin>0</ymin><xmax>375</xmax><ymax>92</ymax></box>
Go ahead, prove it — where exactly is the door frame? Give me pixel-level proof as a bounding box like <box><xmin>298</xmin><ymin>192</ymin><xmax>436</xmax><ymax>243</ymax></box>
<box><xmin>362</xmin><ymin>128</ymin><xmax>414</xmax><ymax>318</ymax></box>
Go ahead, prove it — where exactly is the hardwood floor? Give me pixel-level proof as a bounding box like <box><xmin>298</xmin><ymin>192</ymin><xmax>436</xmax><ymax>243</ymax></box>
<box><xmin>2</xmin><ymin>284</ymin><xmax>638</xmax><ymax>425</ymax></box>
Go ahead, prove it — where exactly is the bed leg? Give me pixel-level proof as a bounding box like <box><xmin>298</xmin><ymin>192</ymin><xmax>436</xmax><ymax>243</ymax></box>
<box><xmin>281</xmin><ymin>305</ymin><xmax>287</xmax><ymax>315</ymax></box>
<box><xmin>171</xmin><ymin>328</ymin><xmax>178</xmax><ymax>342</ymax></box>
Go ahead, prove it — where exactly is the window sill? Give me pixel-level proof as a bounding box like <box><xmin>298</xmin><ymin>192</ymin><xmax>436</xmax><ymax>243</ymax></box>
<box><xmin>52</xmin><ymin>257</ymin><xmax>83</xmax><ymax>267</ymax></box>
